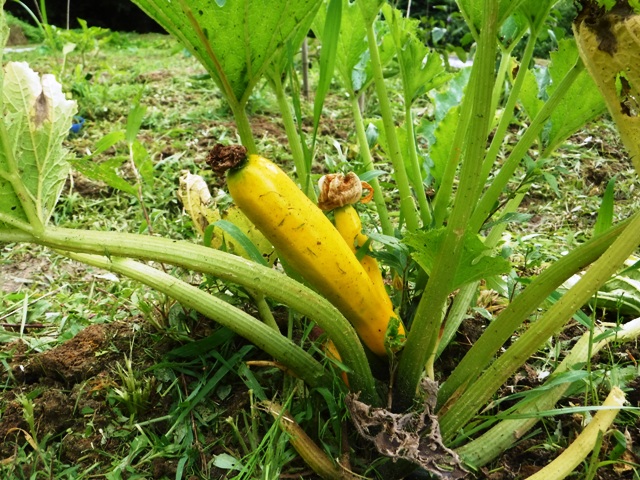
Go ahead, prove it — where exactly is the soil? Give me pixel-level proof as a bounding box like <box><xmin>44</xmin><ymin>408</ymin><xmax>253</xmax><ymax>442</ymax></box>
<box><xmin>0</xmin><ymin>310</ymin><xmax>638</xmax><ymax>479</ymax></box>
<box><xmin>0</xmin><ymin>323</ymin><xmax>138</xmax><ymax>462</ymax></box>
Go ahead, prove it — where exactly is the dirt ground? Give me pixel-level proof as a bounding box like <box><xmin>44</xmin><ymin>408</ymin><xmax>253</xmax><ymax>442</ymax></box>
<box><xmin>0</xmin><ymin>312</ymin><xmax>638</xmax><ymax>479</ymax></box>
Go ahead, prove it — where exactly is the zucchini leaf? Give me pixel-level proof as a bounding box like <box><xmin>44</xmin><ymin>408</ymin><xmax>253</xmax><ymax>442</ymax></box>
<box><xmin>0</xmin><ymin>61</ymin><xmax>76</xmax><ymax>229</ymax></box>
<box><xmin>130</xmin><ymin>0</ymin><xmax>324</xmax><ymax>107</ymax></box>
<box><xmin>518</xmin><ymin>39</ymin><xmax>606</xmax><ymax>154</ymax></box>
<box><xmin>405</xmin><ymin>228</ymin><xmax>511</xmax><ymax>291</ymax></box>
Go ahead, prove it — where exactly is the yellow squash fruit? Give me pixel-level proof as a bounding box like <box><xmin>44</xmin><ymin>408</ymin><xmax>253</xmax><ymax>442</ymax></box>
<box><xmin>574</xmin><ymin>4</ymin><xmax>640</xmax><ymax>173</ymax></box>
<box><xmin>333</xmin><ymin>205</ymin><xmax>394</xmax><ymax>313</ymax></box>
<box><xmin>209</xmin><ymin>146</ymin><xmax>397</xmax><ymax>356</ymax></box>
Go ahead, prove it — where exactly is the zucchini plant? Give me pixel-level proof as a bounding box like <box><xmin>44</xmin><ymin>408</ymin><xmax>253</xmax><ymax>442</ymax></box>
<box><xmin>2</xmin><ymin>0</ymin><xmax>640</xmax><ymax>478</ymax></box>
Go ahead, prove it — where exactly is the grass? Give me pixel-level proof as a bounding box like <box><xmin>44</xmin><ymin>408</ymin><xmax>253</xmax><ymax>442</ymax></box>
<box><xmin>1</xmin><ymin>27</ymin><xmax>640</xmax><ymax>480</ymax></box>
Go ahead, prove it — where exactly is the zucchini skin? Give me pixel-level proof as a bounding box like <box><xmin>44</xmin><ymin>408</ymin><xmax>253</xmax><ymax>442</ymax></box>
<box><xmin>333</xmin><ymin>205</ymin><xmax>395</xmax><ymax>313</ymax></box>
<box><xmin>226</xmin><ymin>155</ymin><xmax>395</xmax><ymax>355</ymax></box>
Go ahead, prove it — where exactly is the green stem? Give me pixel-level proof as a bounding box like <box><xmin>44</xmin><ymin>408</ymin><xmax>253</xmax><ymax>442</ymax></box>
<box><xmin>479</xmin><ymin>30</ymin><xmax>538</xmax><ymax>192</ymax></box>
<box><xmin>404</xmin><ymin>103</ymin><xmax>432</xmax><ymax>227</ymax></box>
<box><xmin>17</xmin><ymin>226</ymin><xmax>379</xmax><ymax>405</ymax></box>
<box><xmin>270</xmin><ymin>72</ymin><xmax>315</xmax><ymax>201</ymax></box>
<box><xmin>64</xmin><ymin>252</ymin><xmax>332</xmax><ymax>389</ymax></box>
<box><xmin>436</xmin><ymin>190</ymin><xmax>528</xmax><ymax>359</ymax></box>
<box><xmin>230</xmin><ymin>102</ymin><xmax>258</xmax><ymax>155</ymax></box>
<box><xmin>394</xmin><ymin>0</ymin><xmax>500</xmax><ymax>411</ymax></box>
<box><xmin>430</xmin><ymin>82</ymin><xmax>474</xmax><ymax>227</ymax></box>
<box><xmin>439</xmin><ymin>210</ymin><xmax>640</xmax><ymax>442</ymax></box>
<box><xmin>457</xmin><ymin>317</ymin><xmax>640</xmax><ymax>467</ymax></box>
<box><xmin>437</xmin><ymin>217</ymin><xmax>627</xmax><ymax>411</ymax></box>
<box><xmin>0</xmin><ymin>120</ymin><xmax>43</xmax><ymax>233</ymax></box>
<box><xmin>469</xmin><ymin>60</ymin><xmax>585</xmax><ymax>232</ymax></box>
<box><xmin>362</xmin><ymin>16</ymin><xmax>420</xmax><ymax>232</ymax></box>
<box><xmin>349</xmin><ymin>94</ymin><xmax>394</xmax><ymax>236</ymax></box>
<box><xmin>0</xmin><ymin>214</ymin><xmax>35</xmax><ymax>234</ymax></box>
<box><xmin>250</xmin><ymin>290</ymin><xmax>280</xmax><ymax>332</ymax></box>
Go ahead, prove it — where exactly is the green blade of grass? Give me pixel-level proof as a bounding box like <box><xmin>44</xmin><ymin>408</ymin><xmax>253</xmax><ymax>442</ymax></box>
<box><xmin>594</xmin><ymin>176</ymin><xmax>616</xmax><ymax>236</ymax></box>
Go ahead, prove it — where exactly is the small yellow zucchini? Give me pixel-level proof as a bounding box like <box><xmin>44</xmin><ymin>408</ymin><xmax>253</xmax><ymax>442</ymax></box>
<box><xmin>333</xmin><ymin>205</ymin><xmax>393</xmax><ymax>312</ymax></box>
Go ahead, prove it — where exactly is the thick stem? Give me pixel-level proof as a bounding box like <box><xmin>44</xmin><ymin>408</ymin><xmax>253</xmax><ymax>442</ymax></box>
<box><xmin>469</xmin><ymin>60</ymin><xmax>585</xmax><ymax>232</ymax></box>
<box><xmin>394</xmin><ymin>0</ymin><xmax>500</xmax><ymax>412</ymax></box>
<box><xmin>437</xmin><ymin>217</ymin><xmax>627</xmax><ymax>409</ymax></box>
<box><xmin>457</xmin><ymin>317</ymin><xmax>640</xmax><ymax>467</ymax></box>
<box><xmin>362</xmin><ymin>16</ymin><xmax>420</xmax><ymax>232</ymax></box>
<box><xmin>18</xmin><ymin>226</ymin><xmax>379</xmax><ymax>405</ymax></box>
<box><xmin>349</xmin><ymin>94</ymin><xmax>393</xmax><ymax>236</ymax></box>
<box><xmin>63</xmin><ymin>252</ymin><xmax>332</xmax><ymax>389</ymax></box>
<box><xmin>440</xmin><ymin>210</ymin><xmax>640</xmax><ymax>442</ymax></box>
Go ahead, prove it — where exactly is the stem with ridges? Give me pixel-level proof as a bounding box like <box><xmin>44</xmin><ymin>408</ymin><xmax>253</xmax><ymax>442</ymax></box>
<box><xmin>362</xmin><ymin>13</ymin><xmax>420</xmax><ymax>232</ymax></box>
<box><xmin>64</xmin><ymin>252</ymin><xmax>332</xmax><ymax>389</ymax></box>
<box><xmin>394</xmin><ymin>0</ymin><xmax>500</xmax><ymax>411</ymax></box>
<box><xmin>440</xmin><ymin>210</ymin><xmax>640</xmax><ymax>442</ymax></box>
<box><xmin>349</xmin><ymin>94</ymin><xmax>393</xmax><ymax>236</ymax></box>
<box><xmin>437</xmin><ymin>217</ymin><xmax>628</xmax><ymax>410</ymax></box>
<box><xmin>270</xmin><ymin>72</ymin><xmax>315</xmax><ymax>201</ymax></box>
<box><xmin>470</xmin><ymin>60</ymin><xmax>584</xmax><ymax>232</ymax></box>
<box><xmin>11</xmin><ymin>226</ymin><xmax>379</xmax><ymax>405</ymax></box>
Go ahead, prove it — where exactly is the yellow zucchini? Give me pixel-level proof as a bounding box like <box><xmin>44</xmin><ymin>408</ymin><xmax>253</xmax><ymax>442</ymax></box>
<box><xmin>216</xmin><ymin>150</ymin><xmax>396</xmax><ymax>356</ymax></box>
<box><xmin>333</xmin><ymin>205</ymin><xmax>394</xmax><ymax>312</ymax></box>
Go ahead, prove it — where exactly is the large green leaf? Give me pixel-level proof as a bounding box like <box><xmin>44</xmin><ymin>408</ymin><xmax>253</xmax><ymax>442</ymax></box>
<box><xmin>131</xmin><ymin>0</ymin><xmax>323</xmax><ymax>106</ymax></box>
<box><xmin>519</xmin><ymin>39</ymin><xmax>606</xmax><ymax>153</ymax></box>
<box><xmin>0</xmin><ymin>62</ymin><xmax>76</xmax><ymax>228</ymax></box>
<box><xmin>456</xmin><ymin>0</ymin><xmax>527</xmax><ymax>34</ymax></box>
<box><xmin>382</xmin><ymin>5</ymin><xmax>450</xmax><ymax>105</ymax></box>
<box><xmin>312</xmin><ymin>0</ymin><xmax>391</xmax><ymax>94</ymax></box>
<box><xmin>405</xmin><ymin>228</ymin><xmax>511</xmax><ymax>292</ymax></box>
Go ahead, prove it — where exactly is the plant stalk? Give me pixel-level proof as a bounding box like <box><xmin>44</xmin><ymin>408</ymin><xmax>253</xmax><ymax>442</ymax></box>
<box><xmin>349</xmin><ymin>94</ymin><xmax>393</xmax><ymax>236</ymax></box>
<box><xmin>439</xmin><ymin>210</ymin><xmax>640</xmax><ymax>442</ymax></box>
<box><xmin>394</xmin><ymin>0</ymin><xmax>500</xmax><ymax>411</ymax></box>
<box><xmin>430</xmin><ymin>83</ymin><xmax>473</xmax><ymax>227</ymax></box>
<box><xmin>362</xmin><ymin>14</ymin><xmax>420</xmax><ymax>232</ymax></box>
<box><xmin>469</xmin><ymin>60</ymin><xmax>585</xmax><ymax>232</ymax></box>
<box><xmin>479</xmin><ymin>29</ymin><xmax>538</xmax><ymax>194</ymax></box>
<box><xmin>270</xmin><ymin>72</ymin><xmax>315</xmax><ymax>200</ymax></box>
<box><xmin>404</xmin><ymin>103</ymin><xmax>432</xmax><ymax>227</ymax></box>
<box><xmin>15</xmin><ymin>226</ymin><xmax>379</xmax><ymax>405</ymax></box>
<box><xmin>63</xmin><ymin>252</ymin><xmax>332</xmax><ymax>389</ymax></box>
